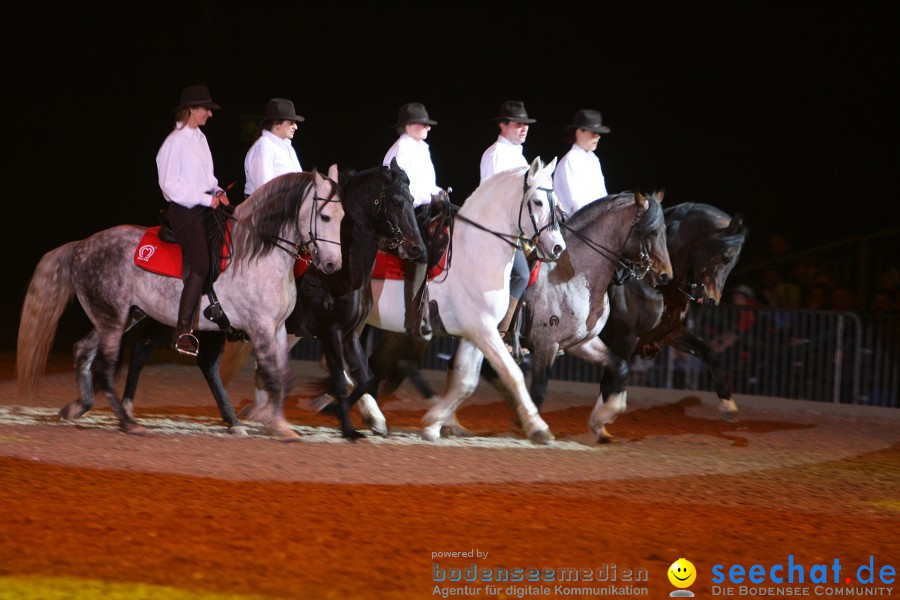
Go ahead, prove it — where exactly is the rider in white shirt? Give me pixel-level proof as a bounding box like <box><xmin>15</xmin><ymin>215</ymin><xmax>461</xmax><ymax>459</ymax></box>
<box><xmin>156</xmin><ymin>85</ymin><xmax>230</xmax><ymax>357</ymax></box>
<box><xmin>554</xmin><ymin>109</ymin><xmax>611</xmax><ymax>218</ymax></box>
<box><xmin>244</xmin><ymin>98</ymin><xmax>305</xmax><ymax>197</ymax></box>
<box><xmin>383</xmin><ymin>102</ymin><xmax>442</xmax><ymax>339</ymax></box>
<box><xmin>479</xmin><ymin>101</ymin><xmax>537</xmax><ymax>348</ymax></box>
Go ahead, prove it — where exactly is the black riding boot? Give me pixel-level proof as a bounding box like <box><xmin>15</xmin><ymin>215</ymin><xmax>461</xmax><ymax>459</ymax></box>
<box><xmin>174</xmin><ymin>272</ymin><xmax>205</xmax><ymax>356</ymax></box>
<box><xmin>404</xmin><ymin>260</ymin><xmax>432</xmax><ymax>340</ymax></box>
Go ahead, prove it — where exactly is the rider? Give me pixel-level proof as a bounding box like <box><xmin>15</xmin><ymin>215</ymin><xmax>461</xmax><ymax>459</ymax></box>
<box><xmin>244</xmin><ymin>97</ymin><xmax>305</xmax><ymax>198</ymax></box>
<box><xmin>479</xmin><ymin>100</ymin><xmax>536</xmax><ymax>346</ymax></box>
<box><xmin>383</xmin><ymin>102</ymin><xmax>443</xmax><ymax>340</ymax></box>
<box><xmin>156</xmin><ymin>84</ymin><xmax>230</xmax><ymax>357</ymax></box>
<box><xmin>553</xmin><ymin>109</ymin><xmax>611</xmax><ymax>219</ymax></box>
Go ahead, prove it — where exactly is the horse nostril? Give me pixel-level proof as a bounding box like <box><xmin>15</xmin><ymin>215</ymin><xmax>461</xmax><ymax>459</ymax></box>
<box><xmin>323</xmin><ymin>262</ymin><xmax>335</xmax><ymax>274</ymax></box>
<box><xmin>705</xmin><ymin>297</ymin><xmax>717</xmax><ymax>307</ymax></box>
<box><xmin>408</xmin><ymin>245</ymin><xmax>422</xmax><ymax>259</ymax></box>
<box><xmin>553</xmin><ymin>244</ymin><xmax>563</xmax><ymax>257</ymax></box>
<box><xmin>659</xmin><ymin>273</ymin><xmax>671</xmax><ymax>284</ymax></box>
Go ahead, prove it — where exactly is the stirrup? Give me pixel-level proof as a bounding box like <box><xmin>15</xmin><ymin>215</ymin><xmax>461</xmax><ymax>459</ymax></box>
<box><xmin>174</xmin><ymin>332</ymin><xmax>200</xmax><ymax>357</ymax></box>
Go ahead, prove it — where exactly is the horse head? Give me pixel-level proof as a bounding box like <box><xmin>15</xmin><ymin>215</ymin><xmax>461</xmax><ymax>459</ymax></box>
<box><xmin>630</xmin><ymin>191</ymin><xmax>673</xmax><ymax>286</ymax></box>
<box><xmin>665</xmin><ymin>204</ymin><xmax>747</xmax><ymax>305</ymax></box>
<box><xmin>524</xmin><ymin>156</ymin><xmax>566</xmax><ymax>261</ymax></box>
<box><xmin>306</xmin><ymin>164</ymin><xmax>345</xmax><ymax>274</ymax></box>
<box><xmin>371</xmin><ymin>159</ymin><xmax>425</xmax><ymax>260</ymax></box>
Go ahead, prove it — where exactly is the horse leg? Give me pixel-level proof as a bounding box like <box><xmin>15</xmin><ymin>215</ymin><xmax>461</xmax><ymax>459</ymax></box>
<box><xmin>476</xmin><ymin>331</ymin><xmax>553</xmax><ymax>444</ymax></box>
<box><xmin>664</xmin><ymin>325</ymin><xmax>739</xmax><ymax>420</ymax></box>
<box><xmin>342</xmin><ymin>333</ymin><xmax>387</xmax><ymax>436</ymax></box>
<box><xmin>249</xmin><ymin>326</ymin><xmax>298</xmax><ymax>441</ymax></box>
<box><xmin>422</xmin><ymin>339</ymin><xmax>484</xmax><ymax>442</ymax></box>
<box><xmin>120</xmin><ymin>321</ymin><xmax>167</xmax><ymax>420</ymax></box>
<box><xmin>529</xmin><ymin>340</ymin><xmax>560</xmax><ymax>412</ymax></box>
<box><xmin>60</xmin><ymin>330</ymin><xmax>100</xmax><ymax>421</ymax></box>
<box><xmin>93</xmin><ymin>330</ymin><xmax>146</xmax><ymax>435</ymax></box>
<box><xmin>567</xmin><ymin>337</ymin><xmax>628</xmax><ymax>443</ymax></box>
<box><xmin>195</xmin><ymin>332</ymin><xmax>247</xmax><ymax>435</ymax></box>
<box><xmin>321</xmin><ymin>328</ymin><xmax>364</xmax><ymax>440</ymax></box>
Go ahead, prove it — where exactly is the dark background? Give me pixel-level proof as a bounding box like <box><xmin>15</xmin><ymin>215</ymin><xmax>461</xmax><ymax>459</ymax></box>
<box><xmin>1</xmin><ymin>2</ymin><xmax>895</xmax><ymax>350</ymax></box>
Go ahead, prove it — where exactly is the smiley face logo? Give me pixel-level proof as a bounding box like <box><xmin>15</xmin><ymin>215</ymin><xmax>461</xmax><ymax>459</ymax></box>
<box><xmin>668</xmin><ymin>558</ymin><xmax>697</xmax><ymax>588</ymax></box>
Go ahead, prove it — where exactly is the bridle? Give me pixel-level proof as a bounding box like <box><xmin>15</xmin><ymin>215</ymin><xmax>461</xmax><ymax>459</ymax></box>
<box><xmin>452</xmin><ymin>172</ymin><xmax>561</xmax><ymax>251</ymax></box>
<box><xmin>559</xmin><ymin>198</ymin><xmax>653</xmax><ymax>285</ymax></box>
<box><xmin>370</xmin><ymin>182</ymin><xmax>408</xmax><ymax>252</ymax></box>
<box><xmin>271</xmin><ymin>178</ymin><xmax>342</xmax><ymax>263</ymax></box>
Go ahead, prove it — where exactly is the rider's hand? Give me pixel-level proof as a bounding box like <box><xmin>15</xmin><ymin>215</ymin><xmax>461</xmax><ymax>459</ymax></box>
<box><xmin>215</xmin><ymin>190</ymin><xmax>230</xmax><ymax>207</ymax></box>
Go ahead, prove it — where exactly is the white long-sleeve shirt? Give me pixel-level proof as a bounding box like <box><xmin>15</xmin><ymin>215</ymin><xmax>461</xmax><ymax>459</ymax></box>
<box><xmin>553</xmin><ymin>144</ymin><xmax>608</xmax><ymax>216</ymax></box>
<box><xmin>156</xmin><ymin>123</ymin><xmax>219</xmax><ymax>208</ymax></box>
<box><xmin>383</xmin><ymin>134</ymin><xmax>441</xmax><ymax>207</ymax></box>
<box><xmin>243</xmin><ymin>129</ymin><xmax>303</xmax><ymax>195</ymax></box>
<box><xmin>479</xmin><ymin>135</ymin><xmax>528</xmax><ymax>183</ymax></box>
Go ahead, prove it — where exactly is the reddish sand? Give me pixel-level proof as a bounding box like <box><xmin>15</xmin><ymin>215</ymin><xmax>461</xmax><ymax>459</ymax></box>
<box><xmin>1</xmin><ymin>354</ymin><xmax>898</xmax><ymax>599</ymax></box>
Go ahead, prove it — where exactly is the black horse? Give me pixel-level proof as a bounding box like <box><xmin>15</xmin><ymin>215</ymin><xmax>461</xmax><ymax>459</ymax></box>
<box><xmin>599</xmin><ymin>202</ymin><xmax>747</xmax><ymax>421</ymax></box>
<box><xmin>119</xmin><ymin>161</ymin><xmax>426</xmax><ymax>438</ymax></box>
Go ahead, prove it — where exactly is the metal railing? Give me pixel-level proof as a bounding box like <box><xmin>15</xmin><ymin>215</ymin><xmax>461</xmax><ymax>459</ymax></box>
<box><xmin>290</xmin><ymin>308</ymin><xmax>900</xmax><ymax>407</ymax></box>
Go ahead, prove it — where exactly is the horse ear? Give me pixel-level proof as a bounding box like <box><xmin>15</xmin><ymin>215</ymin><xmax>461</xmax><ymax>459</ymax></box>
<box><xmin>656</xmin><ymin>189</ymin><xmax>665</xmax><ymax>203</ymax></box>
<box><xmin>328</xmin><ymin>164</ymin><xmax>339</xmax><ymax>183</ymax></box>
<box><xmin>546</xmin><ymin>156</ymin><xmax>558</xmax><ymax>173</ymax></box>
<box><xmin>727</xmin><ymin>214</ymin><xmax>744</xmax><ymax>233</ymax></box>
<box><xmin>634</xmin><ymin>191</ymin><xmax>649</xmax><ymax>209</ymax></box>
<box><xmin>390</xmin><ymin>157</ymin><xmax>401</xmax><ymax>172</ymax></box>
<box><xmin>527</xmin><ymin>156</ymin><xmax>542</xmax><ymax>180</ymax></box>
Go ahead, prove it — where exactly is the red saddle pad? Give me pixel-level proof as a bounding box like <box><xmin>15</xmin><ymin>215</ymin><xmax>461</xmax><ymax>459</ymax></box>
<box><xmin>371</xmin><ymin>248</ymin><xmax>449</xmax><ymax>281</ymax></box>
<box><xmin>133</xmin><ymin>225</ymin><xmax>234</xmax><ymax>278</ymax></box>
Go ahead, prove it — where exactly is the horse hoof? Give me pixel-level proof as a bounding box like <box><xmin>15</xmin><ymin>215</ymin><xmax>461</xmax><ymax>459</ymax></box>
<box><xmin>342</xmin><ymin>428</ymin><xmax>366</xmax><ymax>441</ymax></box>
<box><xmin>422</xmin><ymin>424</ymin><xmax>442</xmax><ymax>442</ymax></box>
<box><xmin>58</xmin><ymin>403</ymin><xmax>85</xmax><ymax>421</ymax></box>
<box><xmin>596</xmin><ymin>425</ymin><xmax>615</xmax><ymax>444</ymax></box>
<box><xmin>279</xmin><ymin>429</ymin><xmax>302</xmax><ymax>443</ymax></box>
<box><xmin>529</xmin><ymin>428</ymin><xmax>554</xmax><ymax>445</ymax></box>
<box><xmin>719</xmin><ymin>399</ymin><xmax>739</xmax><ymax>422</ymax></box>
<box><xmin>441</xmin><ymin>423</ymin><xmax>475</xmax><ymax>438</ymax></box>
<box><xmin>228</xmin><ymin>425</ymin><xmax>249</xmax><ymax>437</ymax></box>
<box><xmin>123</xmin><ymin>422</ymin><xmax>148</xmax><ymax>436</ymax></box>
<box><xmin>364</xmin><ymin>418</ymin><xmax>388</xmax><ymax>437</ymax></box>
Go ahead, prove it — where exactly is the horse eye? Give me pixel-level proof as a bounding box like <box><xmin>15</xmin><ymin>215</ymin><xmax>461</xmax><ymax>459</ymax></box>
<box><xmin>321</xmin><ymin>214</ymin><xmax>331</xmax><ymax>223</ymax></box>
<box><xmin>534</xmin><ymin>200</ymin><xmax>544</xmax><ymax>207</ymax></box>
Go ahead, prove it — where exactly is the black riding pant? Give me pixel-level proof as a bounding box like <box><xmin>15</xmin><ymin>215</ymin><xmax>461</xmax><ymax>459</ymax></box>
<box><xmin>168</xmin><ymin>203</ymin><xmax>212</xmax><ymax>280</ymax></box>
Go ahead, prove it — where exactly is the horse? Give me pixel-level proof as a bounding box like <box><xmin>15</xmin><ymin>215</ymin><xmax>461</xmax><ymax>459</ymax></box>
<box><xmin>113</xmin><ymin>162</ymin><xmax>426</xmax><ymax>439</ymax></box>
<box><xmin>17</xmin><ymin>168</ymin><xmax>345</xmax><ymax>441</ymax></box>
<box><xmin>598</xmin><ymin>202</ymin><xmax>746</xmax><ymax>423</ymax></box>
<box><xmin>521</xmin><ymin>191</ymin><xmax>672</xmax><ymax>441</ymax></box>
<box><xmin>364</xmin><ymin>157</ymin><xmax>567</xmax><ymax>444</ymax></box>
<box><xmin>370</xmin><ymin>191</ymin><xmax>673</xmax><ymax>443</ymax></box>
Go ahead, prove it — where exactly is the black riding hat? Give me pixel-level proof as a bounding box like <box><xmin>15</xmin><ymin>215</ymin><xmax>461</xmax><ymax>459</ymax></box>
<box><xmin>174</xmin><ymin>85</ymin><xmax>220</xmax><ymax>111</ymax></box>
<box><xmin>493</xmin><ymin>100</ymin><xmax>536</xmax><ymax>124</ymax></box>
<box><xmin>566</xmin><ymin>109</ymin><xmax>610</xmax><ymax>134</ymax></box>
<box><xmin>393</xmin><ymin>102</ymin><xmax>437</xmax><ymax>128</ymax></box>
<box><xmin>264</xmin><ymin>98</ymin><xmax>305</xmax><ymax>123</ymax></box>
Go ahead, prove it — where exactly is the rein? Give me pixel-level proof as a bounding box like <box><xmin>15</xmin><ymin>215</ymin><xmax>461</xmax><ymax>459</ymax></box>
<box><xmin>451</xmin><ymin>173</ymin><xmax>559</xmax><ymax>250</ymax></box>
<box><xmin>559</xmin><ymin>200</ymin><xmax>652</xmax><ymax>284</ymax></box>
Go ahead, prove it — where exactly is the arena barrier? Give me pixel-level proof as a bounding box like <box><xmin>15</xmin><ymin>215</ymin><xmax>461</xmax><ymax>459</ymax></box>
<box><xmin>290</xmin><ymin>308</ymin><xmax>899</xmax><ymax>408</ymax></box>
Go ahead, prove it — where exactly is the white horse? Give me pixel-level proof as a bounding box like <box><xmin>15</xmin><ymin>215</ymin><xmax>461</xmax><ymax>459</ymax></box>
<box><xmin>365</xmin><ymin>157</ymin><xmax>566</xmax><ymax>443</ymax></box>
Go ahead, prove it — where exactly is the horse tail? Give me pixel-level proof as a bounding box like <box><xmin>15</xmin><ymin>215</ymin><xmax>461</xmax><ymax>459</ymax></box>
<box><xmin>17</xmin><ymin>241</ymin><xmax>79</xmax><ymax>400</ymax></box>
<box><xmin>218</xmin><ymin>339</ymin><xmax>253</xmax><ymax>386</ymax></box>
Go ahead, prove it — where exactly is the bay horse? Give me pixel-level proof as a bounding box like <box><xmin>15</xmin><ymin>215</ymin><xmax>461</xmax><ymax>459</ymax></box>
<box><xmin>365</xmin><ymin>157</ymin><xmax>567</xmax><ymax>444</ymax></box>
<box><xmin>115</xmin><ymin>162</ymin><xmax>426</xmax><ymax>439</ymax></box>
<box><xmin>599</xmin><ymin>202</ymin><xmax>746</xmax><ymax>424</ymax></box>
<box><xmin>17</xmin><ymin>168</ymin><xmax>345</xmax><ymax>440</ymax></box>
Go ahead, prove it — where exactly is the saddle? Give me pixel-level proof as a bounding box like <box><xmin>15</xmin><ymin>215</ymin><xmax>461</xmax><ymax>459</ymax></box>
<box><xmin>134</xmin><ymin>208</ymin><xmax>233</xmax><ymax>282</ymax></box>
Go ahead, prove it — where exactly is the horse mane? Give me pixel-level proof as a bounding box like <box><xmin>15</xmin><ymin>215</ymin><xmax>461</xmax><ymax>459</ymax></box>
<box><xmin>231</xmin><ymin>171</ymin><xmax>317</xmax><ymax>264</ymax></box>
<box><xmin>665</xmin><ymin>202</ymin><xmax>748</xmax><ymax>252</ymax></box>
<box><xmin>566</xmin><ymin>191</ymin><xmax>664</xmax><ymax>238</ymax></box>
